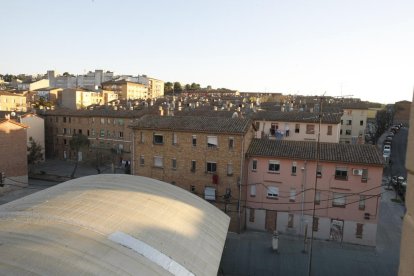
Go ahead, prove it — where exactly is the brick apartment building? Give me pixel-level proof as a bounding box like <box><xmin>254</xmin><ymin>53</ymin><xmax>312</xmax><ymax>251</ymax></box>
<box><xmin>130</xmin><ymin>115</ymin><xmax>255</xmax><ymax>232</ymax></box>
<box><xmin>0</xmin><ymin>119</ymin><xmax>28</xmax><ymax>192</ymax></box>
<box><xmin>245</xmin><ymin>139</ymin><xmax>384</xmax><ymax>246</ymax></box>
<box><xmin>42</xmin><ymin>107</ymin><xmax>158</xmax><ymax>164</ymax></box>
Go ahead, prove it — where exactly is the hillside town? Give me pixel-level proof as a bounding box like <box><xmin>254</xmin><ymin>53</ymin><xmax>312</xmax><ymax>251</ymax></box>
<box><xmin>0</xmin><ymin>70</ymin><xmax>412</xmax><ymax>276</ymax></box>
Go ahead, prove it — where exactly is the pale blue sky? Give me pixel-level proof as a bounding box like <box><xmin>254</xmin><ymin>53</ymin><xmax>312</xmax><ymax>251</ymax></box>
<box><xmin>1</xmin><ymin>0</ymin><xmax>413</xmax><ymax>103</ymax></box>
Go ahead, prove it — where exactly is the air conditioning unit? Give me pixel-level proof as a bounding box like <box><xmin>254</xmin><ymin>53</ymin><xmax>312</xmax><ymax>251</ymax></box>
<box><xmin>353</xmin><ymin>169</ymin><xmax>363</xmax><ymax>175</ymax></box>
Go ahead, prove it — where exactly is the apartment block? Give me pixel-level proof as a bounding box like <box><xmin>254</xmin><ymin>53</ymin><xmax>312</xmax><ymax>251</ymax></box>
<box><xmin>245</xmin><ymin>139</ymin><xmax>383</xmax><ymax>246</ymax></box>
<box><xmin>339</xmin><ymin>103</ymin><xmax>369</xmax><ymax>144</ymax></box>
<box><xmin>17</xmin><ymin>79</ymin><xmax>49</xmax><ymax>91</ymax></box>
<box><xmin>60</xmin><ymin>88</ymin><xmax>117</xmax><ymax>109</ymax></box>
<box><xmin>42</xmin><ymin>107</ymin><xmax>157</xmax><ymax>163</ymax></box>
<box><xmin>0</xmin><ymin>91</ymin><xmax>27</xmax><ymax>112</ymax></box>
<box><xmin>130</xmin><ymin>115</ymin><xmax>255</xmax><ymax>232</ymax></box>
<box><xmin>148</xmin><ymin>78</ymin><xmax>164</xmax><ymax>98</ymax></box>
<box><xmin>102</xmin><ymin>80</ymin><xmax>148</xmax><ymax>100</ymax></box>
<box><xmin>252</xmin><ymin>111</ymin><xmax>342</xmax><ymax>143</ymax></box>
<box><xmin>0</xmin><ymin>119</ymin><xmax>28</xmax><ymax>192</ymax></box>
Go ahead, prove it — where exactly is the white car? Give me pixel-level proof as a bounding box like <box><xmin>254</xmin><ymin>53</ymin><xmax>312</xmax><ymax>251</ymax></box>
<box><xmin>383</xmin><ymin>147</ymin><xmax>391</xmax><ymax>157</ymax></box>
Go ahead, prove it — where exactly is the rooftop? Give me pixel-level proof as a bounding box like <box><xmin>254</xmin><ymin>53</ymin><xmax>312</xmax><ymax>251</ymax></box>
<box><xmin>131</xmin><ymin>114</ymin><xmax>252</xmax><ymax>134</ymax></box>
<box><xmin>42</xmin><ymin>107</ymin><xmax>158</xmax><ymax>118</ymax></box>
<box><xmin>0</xmin><ymin>174</ymin><xmax>230</xmax><ymax>276</ymax></box>
<box><xmin>247</xmin><ymin>138</ymin><xmax>384</xmax><ymax>165</ymax></box>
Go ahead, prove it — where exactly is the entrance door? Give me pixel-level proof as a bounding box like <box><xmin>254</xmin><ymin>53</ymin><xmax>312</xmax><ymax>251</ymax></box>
<box><xmin>330</xmin><ymin>219</ymin><xmax>344</xmax><ymax>242</ymax></box>
<box><xmin>265</xmin><ymin>210</ymin><xmax>277</xmax><ymax>232</ymax></box>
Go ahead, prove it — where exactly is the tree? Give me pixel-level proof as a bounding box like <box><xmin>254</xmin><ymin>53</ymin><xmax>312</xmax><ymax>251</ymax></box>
<box><xmin>165</xmin><ymin>82</ymin><xmax>173</xmax><ymax>94</ymax></box>
<box><xmin>173</xmin><ymin>82</ymin><xmax>182</xmax><ymax>92</ymax></box>
<box><xmin>374</xmin><ymin>109</ymin><xmax>393</xmax><ymax>144</ymax></box>
<box><xmin>184</xmin><ymin>84</ymin><xmax>191</xmax><ymax>91</ymax></box>
<box><xmin>27</xmin><ymin>137</ymin><xmax>43</xmax><ymax>172</ymax></box>
<box><xmin>63</xmin><ymin>72</ymin><xmax>70</xmax><ymax>77</ymax></box>
<box><xmin>69</xmin><ymin>134</ymin><xmax>90</xmax><ymax>178</ymax></box>
<box><xmin>190</xmin><ymin>83</ymin><xmax>200</xmax><ymax>90</ymax></box>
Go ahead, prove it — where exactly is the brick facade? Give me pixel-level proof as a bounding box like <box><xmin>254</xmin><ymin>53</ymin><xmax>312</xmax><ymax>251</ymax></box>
<box><xmin>0</xmin><ymin>120</ymin><xmax>28</xmax><ymax>192</ymax></box>
<box><xmin>131</xmin><ymin>116</ymin><xmax>254</xmax><ymax>232</ymax></box>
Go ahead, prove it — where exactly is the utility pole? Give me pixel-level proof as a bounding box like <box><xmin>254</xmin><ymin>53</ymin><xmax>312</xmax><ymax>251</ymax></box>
<box><xmin>307</xmin><ymin>95</ymin><xmax>324</xmax><ymax>276</ymax></box>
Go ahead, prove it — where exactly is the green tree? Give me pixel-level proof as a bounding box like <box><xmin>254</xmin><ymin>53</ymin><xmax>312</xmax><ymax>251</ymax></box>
<box><xmin>165</xmin><ymin>82</ymin><xmax>173</xmax><ymax>94</ymax></box>
<box><xmin>173</xmin><ymin>82</ymin><xmax>182</xmax><ymax>92</ymax></box>
<box><xmin>69</xmin><ymin>134</ymin><xmax>90</xmax><ymax>178</ymax></box>
<box><xmin>63</xmin><ymin>72</ymin><xmax>70</xmax><ymax>77</ymax></box>
<box><xmin>27</xmin><ymin>137</ymin><xmax>43</xmax><ymax>173</ymax></box>
<box><xmin>190</xmin><ymin>83</ymin><xmax>200</xmax><ymax>90</ymax></box>
<box><xmin>374</xmin><ymin>109</ymin><xmax>393</xmax><ymax>144</ymax></box>
<box><xmin>184</xmin><ymin>84</ymin><xmax>191</xmax><ymax>90</ymax></box>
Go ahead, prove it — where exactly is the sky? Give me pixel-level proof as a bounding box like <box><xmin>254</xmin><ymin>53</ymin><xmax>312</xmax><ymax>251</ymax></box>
<box><xmin>1</xmin><ymin>0</ymin><xmax>413</xmax><ymax>104</ymax></box>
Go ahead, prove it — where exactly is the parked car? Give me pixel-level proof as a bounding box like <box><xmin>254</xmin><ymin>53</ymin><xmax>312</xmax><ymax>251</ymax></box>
<box><xmin>383</xmin><ymin>145</ymin><xmax>391</xmax><ymax>157</ymax></box>
<box><xmin>384</xmin><ymin>140</ymin><xmax>392</xmax><ymax>145</ymax></box>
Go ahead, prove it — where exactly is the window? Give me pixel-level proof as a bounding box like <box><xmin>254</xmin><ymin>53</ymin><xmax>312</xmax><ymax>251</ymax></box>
<box><xmin>335</xmin><ymin>167</ymin><xmax>348</xmax><ymax>180</ymax></box>
<box><xmin>140</xmin><ymin>155</ymin><xmax>144</xmax><ymax>166</ymax></box>
<box><xmin>267</xmin><ymin>186</ymin><xmax>279</xmax><ymax>198</ymax></box>
<box><xmin>306</xmin><ymin>124</ymin><xmax>315</xmax><ymax>134</ymax></box>
<box><xmin>63</xmin><ymin>139</ymin><xmax>67</xmax><ymax>145</ymax></box>
<box><xmin>250</xmin><ymin>184</ymin><xmax>256</xmax><ymax>197</ymax></box>
<box><xmin>333</xmin><ymin>193</ymin><xmax>346</xmax><ymax>207</ymax></box>
<box><xmin>360</xmin><ymin>120</ymin><xmax>364</xmax><ymax>126</ymax></box>
<box><xmin>255</xmin><ymin>122</ymin><xmax>260</xmax><ymax>130</ymax></box>
<box><xmin>118</xmin><ymin>119</ymin><xmax>124</xmax><ymax>126</ymax></box>
<box><xmin>206</xmin><ymin>162</ymin><xmax>217</xmax><ymax>173</ymax></box>
<box><xmin>315</xmin><ymin>191</ymin><xmax>321</xmax><ymax>205</ymax></box>
<box><xmin>359</xmin><ymin>195</ymin><xmax>366</xmax><ymax>210</ymax></box>
<box><xmin>340</xmin><ymin>119</ymin><xmax>343</xmax><ymax>125</ymax></box>
<box><xmin>356</xmin><ymin>223</ymin><xmax>363</xmax><ymax>239</ymax></box>
<box><xmin>249</xmin><ymin>208</ymin><xmax>255</xmax><ymax>222</ymax></box>
<box><xmin>291</xmin><ymin>161</ymin><xmax>297</xmax><ymax>175</ymax></box>
<box><xmin>207</xmin><ymin>136</ymin><xmax>218</xmax><ymax>148</ymax></box>
<box><xmin>347</xmin><ymin>120</ymin><xmax>352</xmax><ymax>125</ymax></box>
<box><xmin>153</xmin><ymin>134</ymin><xmax>163</xmax><ymax>144</ymax></box>
<box><xmin>268</xmin><ymin>160</ymin><xmax>280</xmax><ymax>173</ymax></box>
<box><xmin>227</xmin><ymin>163</ymin><xmax>233</xmax><ymax>176</ymax></box>
<box><xmin>69</xmin><ymin>117</ymin><xmax>71</xmax><ymax>123</ymax></box>
<box><xmin>340</xmin><ymin>129</ymin><xmax>343</xmax><ymax>135</ymax></box>
<box><xmin>345</xmin><ymin>129</ymin><xmax>352</xmax><ymax>135</ymax></box>
<box><xmin>100</xmin><ymin>129</ymin><xmax>105</xmax><ymax>137</ymax></box>
<box><xmin>119</xmin><ymin>131</ymin><xmax>124</xmax><ymax>138</ymax></box>
<box><xmin>63</xmin><ymin>128</ymin><xmax>67</xmax><ymax>134</ymax></box>
<box><xmin>79</xmin><ymin>129</ymin><xmax>82</xmax><ymax>135</ymax></box>
<box><xmin>295</xmin><ymin>124</ymin><xmax>300</xmax><ymax>133</ymax></box>
<box><xmin>229</xmin><ymin>137</ymin><xmax>234</xmax><ymax>149</ymax></box>
<box><xmin>153</xmin><ymin>156</ymin><xmax>163</xmax><ymax>168</ymax></box>
<box><xmin>290</xmin><ymin>188</ymin><xmax>296</xmax><ymax>202</ymax></box>
<box><xmin>172</xmin><ymin>133</ymin><xmax>178</xmax><ymax>145</ymax></box>
<box><xmin>191</xmin><ymin>160</ymin><xmax>196</xmax><ymax>172</ymax></box>
<box><xmin>172</xmin><ymin>158</ymin><xmax>177</xmax><ymax>170</ymax></box>
<box><xmin>252</xmin><ymin>160</ymin><xmax>257</xmax><ymax>171</ymax></box>
<box><xmin>313</xmin><ymin>217</ymin><xmax>319</xmax><ymax>232</ymax></box>
<box><xmin>362</xmin><ymin>169</ymin><xmax>368</xmax><ymax>182</ymax></box>
<box><xmin>140</xmin><ymin>132</ymin><xmax>144</xmax><ymax>143</ymax></box>
<box><xmin>107</xmin><ymin>130</ymin><xmax>111</xmax><ymax>137</ymax></box>
<box><xmin>63</xmin><ymin>117</ymin><xmax>67</xmax><ymax>123</ymax></box>
<box><xmin>192</xmin><ymin>135</ymin><xmax>197</xmax><ymax>146</ymax></box>
<box><xmin>101</xmin><ymin>118</ymin><xmax>105</xmax><ymax>124</ymax></box>
<box><xmin>87</xmin><ymin>129</ymin><xmax>90</xmax><ymax>136</ymax></box>
<box><xmin>327</xmin><ymin>125</ymin><xmax>332</xmax><ymax>135</ymax></box>
<box><xmin>316</xmin><ymin>165</ymin><xmax>322</xmax><ymax>177</ymax></box>
<box><xmin>204</xmin><ymin>187</ymin><xmax>216</xmax><ymax>201</ymax></box>
<box><xmin>190</xmin><ymin>185</ymin><xmax>196</xmax><ymax>193</ymax></box>
<box><xmin>288</xmin><ymin>214</ymin><xmax>294</xmax><ymax>228</ymax></box>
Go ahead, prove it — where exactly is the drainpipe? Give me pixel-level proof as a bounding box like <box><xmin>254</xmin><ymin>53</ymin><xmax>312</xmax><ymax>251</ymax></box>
<box><xmin>300</xmin><ymin>160</ymin><xmax>307</xmax><ymax>235</ymax></box>
<box><xmin>239</xmin><ymin>133</ymin><xmax>245</xmax><ymax>234</ymax></box>
<box><xmin>131</xmin><ymin>129</ymin><xmax>135</xmax><ymax>175</ymax></box>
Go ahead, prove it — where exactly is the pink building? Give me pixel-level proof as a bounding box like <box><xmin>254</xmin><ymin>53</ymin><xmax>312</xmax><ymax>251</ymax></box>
<box><xmin>245</xmin><ymin>139</ymin><xmax>383</xmax><ymax>246</ymax></box>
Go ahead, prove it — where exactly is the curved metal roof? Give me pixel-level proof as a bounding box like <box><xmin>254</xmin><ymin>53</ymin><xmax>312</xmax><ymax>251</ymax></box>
<box><xmin>0</xmin><ymin>174</ymin><xmax>230</xmax><ymax>275</ymax></box>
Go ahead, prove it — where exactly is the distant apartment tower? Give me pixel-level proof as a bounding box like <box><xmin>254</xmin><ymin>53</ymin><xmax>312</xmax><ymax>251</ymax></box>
<box><xmin>47</xmin><ymin>70</ymin><xmax>114</xmax><ymax>90</ymax></box>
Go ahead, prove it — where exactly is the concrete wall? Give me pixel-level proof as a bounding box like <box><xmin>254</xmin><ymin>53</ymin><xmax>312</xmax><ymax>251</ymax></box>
<box><xmin>340</xmin><ymin>108</ymin><xmax>367</xmax><ymax>144</ymax></box>
<box><xmin>398</xmin><ymin>94</ymin><xmax>414</xmax><ymax>275</ymax></box>
<box><xmin>21</xmin><ymin>114</ymin><xmax>45</xmax><ymax>161</ymax></box>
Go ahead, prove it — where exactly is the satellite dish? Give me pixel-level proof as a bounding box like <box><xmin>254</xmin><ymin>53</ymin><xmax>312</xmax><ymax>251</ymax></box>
<box><xmin>11</xmin><ymin>112</ymin><xmax>16</xmax><ymax>117</ymax></box>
